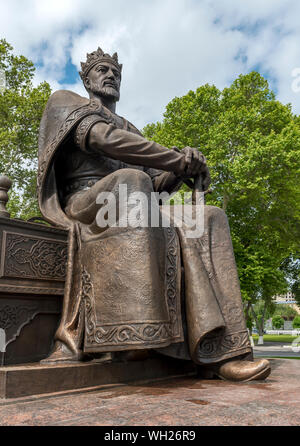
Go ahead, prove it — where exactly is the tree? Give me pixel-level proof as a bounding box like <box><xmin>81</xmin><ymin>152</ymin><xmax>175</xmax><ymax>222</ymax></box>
<box><xmin>292</xmin><ymin>316</ymin><xmax>300</xmax><ymax>329</ymax></box>
<box><xmin>143</xmin><ymin>72</ymin><xmax>300</xmax><ymax>344</ymax></box>
<box><xmin>272</xmin><ymin>315</ymin><xmax>284</xmax><ymax>329</ymax></box>
<box><xmin>245</xmin><ymin>311</ymin><xmax>254</xmax><ymax>335</ymax></box>
<box><xmin>273</xmin><ymin>304</ymin><xmax>298</xmax><ymax>321</ymax></box>
<box><xmin>0</xmin><ymin>39</ymin><xmax>51</xmax><ymax>220</ymax></box>
<box><xmin>280</xmin><ymin>257</ymin><xmax>300</xmax><ymax>308</ymax></box>
<box><xmin>251</xmin><ymin>299</ymin><xmax>276</xmax><ymax>344</ymax></box>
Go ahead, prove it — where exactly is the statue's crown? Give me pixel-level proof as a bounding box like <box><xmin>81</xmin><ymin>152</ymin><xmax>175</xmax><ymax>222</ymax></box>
<box><xmin>79</xmin><ymin>47</ymin><xmax>122</xmax><ymax>80</ymax></box>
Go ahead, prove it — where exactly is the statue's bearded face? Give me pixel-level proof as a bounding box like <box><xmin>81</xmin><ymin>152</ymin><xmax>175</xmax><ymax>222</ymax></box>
<box><xmin>85</xmin><ymin>62</ymin><xmax>121</xmax><ymax>101</ymax></box>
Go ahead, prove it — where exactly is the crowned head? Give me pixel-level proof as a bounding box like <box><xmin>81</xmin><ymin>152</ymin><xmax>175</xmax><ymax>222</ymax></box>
<box><xmin>79</xmin><ymin>47</ymin><xmax>122</xmax><ymax>102</ymax></box>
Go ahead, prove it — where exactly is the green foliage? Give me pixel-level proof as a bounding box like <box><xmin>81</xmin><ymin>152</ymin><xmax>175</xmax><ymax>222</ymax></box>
<box><xmin>251</xmin><ymin>299</ymin><xmax>276</xmax><ymax>336</ymax></box>
<box><xmin>0</xmin><ymin>39</ymin><xmax>51</xmax><ymax>219</ymax></box>
<box><xmin>292</xmin><ymin>316</ymin><xmax>300</xmax><ymax>329</ymax></box>
<box><xmin>272</xmin><ymin>315</ymin><xmax>284</xmax><ymax>329</ymax></box>
<box><xmin>280</xmin><ymin>257</ymin><xmax>300</xmax><ymax>308</ymax></box>
<box><xmin>253</xmin><ymin>299</ymin><xmax>277</xmax><ymax>321</ymax></box>
<box><xmin>273</xmin><ymin>304</ymin><xmax>298</xmax><ymax>320</ymax></box>
<box><xmin>252</xmin><ymin>335</ymin><xmax>298</xmax><ymax>343</ymax></box>
<box><xmin>245</xmin><ymin>314</ymin><xmax>254</xmax><ymax>331</ymax></box>
<box><xmin>143</xmin><ymin>71</ymin><xmax>300</xmax><ymax>309</ymax></box>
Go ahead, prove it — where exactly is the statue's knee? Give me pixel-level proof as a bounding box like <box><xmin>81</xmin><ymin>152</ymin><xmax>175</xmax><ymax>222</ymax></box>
<box><xmin>120</xmin><ymin>168</ymin><xmax>153</xmax><ymax>190</ymax></box>
<box><xmin>205</xmin><ymin>205</ymin><xmax>228</xmax><ymax>223</ymax></box>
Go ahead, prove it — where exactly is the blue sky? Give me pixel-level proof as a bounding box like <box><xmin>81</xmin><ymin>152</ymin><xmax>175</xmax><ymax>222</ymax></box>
<box><xmin>1</xmin><ymin>0</ymin><xmax>300</xmax><ymax>129</ymax></box>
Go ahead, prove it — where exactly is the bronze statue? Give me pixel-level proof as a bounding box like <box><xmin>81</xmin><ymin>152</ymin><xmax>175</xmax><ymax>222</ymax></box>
<box><xmin>37</xmin><ymin>47</ymin><xmax>271</xmax><ymax>381</ymax></box>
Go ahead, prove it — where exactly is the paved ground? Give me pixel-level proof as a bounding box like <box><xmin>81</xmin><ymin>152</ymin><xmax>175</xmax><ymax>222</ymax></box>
<box><xmin>0</xmin><ymin>358</ymin><xmax>299</xmax><ymax>426</ymax></box>
<box><xmin>254</xmin><ymin>341</ymin><xmax>300</xmax><ymax>358</ymax></box>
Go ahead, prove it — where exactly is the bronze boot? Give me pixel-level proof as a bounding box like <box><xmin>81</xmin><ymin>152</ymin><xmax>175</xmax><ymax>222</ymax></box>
<box><xmin>40</xmin><ymin>341</ymin><xmax>84</xmax><ymax>364</ymax></box>
<box><xmin>213</xmin><ymin>358</ymin><xmax>271</xmax><ymax>382</ymax></box>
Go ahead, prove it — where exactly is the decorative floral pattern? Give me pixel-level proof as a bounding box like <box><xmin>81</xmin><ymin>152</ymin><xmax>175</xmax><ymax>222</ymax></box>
<box><xmin>74</xmin><ymin>114</ymin><xmax>109</xmax><ymax>151</ymax></box>
<box><xmin>0</xmin><ymin>304</ymin><xmax>38</xmax><ymax>332</ymax></box>
<box><xmin>3</xmin><ymin>233</ymin><xmax>67</xmax><ymax>280</ymax></box>
<box><xmin>197</xmin><ymin>329</ymin><xmax>250</xmax><ymax>360</ymax></box>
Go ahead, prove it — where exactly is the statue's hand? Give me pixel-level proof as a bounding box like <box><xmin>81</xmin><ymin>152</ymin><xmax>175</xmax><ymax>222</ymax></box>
<box><xmin>180</xmin><ymin>146</ymin><xmax>211</xmax><ymax>191</ymax></box>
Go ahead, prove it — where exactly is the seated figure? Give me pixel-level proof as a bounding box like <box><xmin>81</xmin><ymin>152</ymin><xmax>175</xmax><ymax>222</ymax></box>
<box><xmin>37</xmin><ymin>47</ymin><xmax>270</xmax><ymax>382</ymax></box>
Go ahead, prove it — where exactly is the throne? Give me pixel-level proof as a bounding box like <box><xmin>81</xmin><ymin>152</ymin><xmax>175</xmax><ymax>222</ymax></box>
<box><xmin>0</xmin><ymin>176</ymin><xmax>67</xmax><ymax>366</ymax></box>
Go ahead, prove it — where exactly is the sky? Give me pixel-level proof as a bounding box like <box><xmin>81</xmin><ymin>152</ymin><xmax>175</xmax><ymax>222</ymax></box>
<box><xmin>1</xmin><ymin>0</ymin><xmax>300</xmax><ymax>129</ymax></box>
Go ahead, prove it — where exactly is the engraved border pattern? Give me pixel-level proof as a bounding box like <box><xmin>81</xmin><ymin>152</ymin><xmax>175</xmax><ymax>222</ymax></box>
<box><xmin>197</xmin><ymin>329</ymin><xmax>251</xmax><ymax>360</ymax></box>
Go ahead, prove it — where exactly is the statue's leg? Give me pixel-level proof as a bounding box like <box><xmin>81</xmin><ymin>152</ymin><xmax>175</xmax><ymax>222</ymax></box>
<box><xmin>178</xmin><ymin>205</ymin><xmax>271</xmax><ymax>381</ymax></box>
<box><xmin>70</xmin><ymin>169</ymin><xmax>171</xmax><ymax>361</ymax></box>
<box><xmin>65</xmin><ymin>168</ymin><xmax>154</xmax><ymax>228</ymax></box>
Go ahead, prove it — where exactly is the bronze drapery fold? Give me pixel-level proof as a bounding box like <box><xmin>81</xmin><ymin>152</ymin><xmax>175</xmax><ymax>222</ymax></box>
<box><xmin>176</xmin><ymin>206</ymin><xmax>252</xmax><ymax>364</ymax></box>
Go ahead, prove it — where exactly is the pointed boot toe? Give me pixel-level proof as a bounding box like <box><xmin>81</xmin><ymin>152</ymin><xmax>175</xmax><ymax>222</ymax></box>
<box><xmin>40</xmin><ymin>343</ymin><xmax>83</xmax><ymax>364</ymax></box>
<box><xmin>215</xmin><ymin>359</ymin><xmax>271</xmax><ymax>382</ymax></box>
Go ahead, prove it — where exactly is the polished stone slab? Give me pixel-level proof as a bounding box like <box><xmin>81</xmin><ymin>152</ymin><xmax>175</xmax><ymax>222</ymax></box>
<box><xmin>0</xmin><ymin>358</ymin><xmax>299</xmax><ymax>426</ymax></box>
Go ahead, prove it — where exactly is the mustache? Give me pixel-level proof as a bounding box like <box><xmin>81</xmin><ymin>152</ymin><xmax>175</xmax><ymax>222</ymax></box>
<box><xmin>103</xmin><ymin>80</ymin><xmax>118</xmax><ymax>89</ymax></box>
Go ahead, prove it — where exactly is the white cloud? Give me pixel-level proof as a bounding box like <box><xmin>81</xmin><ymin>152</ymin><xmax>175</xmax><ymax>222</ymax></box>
<box><xmin>1</xmin><ymin>0</ymin><xmax>300</xmax><ymax>128</ymax></box>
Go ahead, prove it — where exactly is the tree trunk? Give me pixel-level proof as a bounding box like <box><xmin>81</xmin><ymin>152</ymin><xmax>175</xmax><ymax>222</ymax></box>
<box><xmin>258</xmin><ymin>305</ymin><xmax>266</xmax><ymax>345</ymax></box>
<box><xmin>251</xmin><ymin>302</ymin><xmax>266</xmax><ymax>346</ymax></box>
<box><xmin>245</xmin><ymin>301</ymin><xmax>253</xmax><ymax>336</ymax></box>
<box><xmin>257</xmin><ymin>331</ymin><xmax>264</xmax><ymax>345</ymax></box>
<box><xmin>222</xmin><ymin>193</ymin><xmax>229</xmax><ymax>212</ymax></box>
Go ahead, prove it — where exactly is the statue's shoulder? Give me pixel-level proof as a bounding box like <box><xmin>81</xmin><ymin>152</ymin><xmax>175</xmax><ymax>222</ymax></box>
<box><xmin>46</xmin><ymin>89</ymin><xmax>89</xmax><ymax>110</ymax></box>
<box><xmin>120</xmin><ymin>117</ymin><xmax>142</xmax><ymax>136</ymax></box>
<box><xmin>39</xmin><ymin>90</ymin><xmax>90</xmax><ymax>155</ymax></box>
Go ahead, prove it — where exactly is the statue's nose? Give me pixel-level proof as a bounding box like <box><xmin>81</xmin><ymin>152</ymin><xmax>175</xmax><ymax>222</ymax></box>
<box><xmin>106</xmin><ymin>70</ymin><xmax>115</xmax><ymax>79</ymax></box>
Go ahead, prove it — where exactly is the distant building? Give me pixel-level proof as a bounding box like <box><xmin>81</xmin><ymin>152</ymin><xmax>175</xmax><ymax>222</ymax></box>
<box><xmin>274</xmin><ymin>292</ymin><xmax>300</xmax><ymax>315</ymax></box>
<box><xmin>275</xmin><ymin>291</ymin><xmax>295</xmax><ymax>303</ymax></box>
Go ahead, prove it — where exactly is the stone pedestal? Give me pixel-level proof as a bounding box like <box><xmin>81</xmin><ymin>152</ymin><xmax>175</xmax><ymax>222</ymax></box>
<box><xmin>0</xmin><ymin>217</ymin><xmax>67</xmax><ymax>365</ymax></box>
<box><xmin>0</xmin><ymin>356</ymin><xmax>197</xmax><ymax>399</ymax></box>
